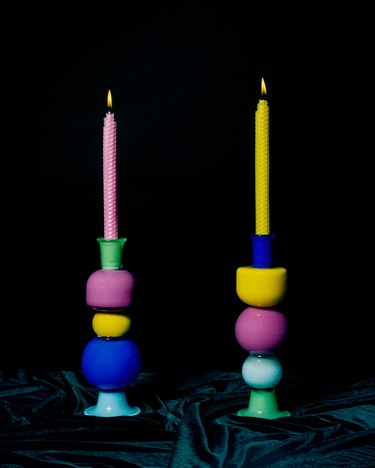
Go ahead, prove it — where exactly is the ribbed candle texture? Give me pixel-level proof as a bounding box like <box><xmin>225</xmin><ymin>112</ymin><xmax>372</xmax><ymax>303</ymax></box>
<box><xmin>103</xmin><ymin>103</ymin><xmax>118</xmax><ymax>240</ymax></box>
<box><xmin>255</xmin><ymin>81</ymin><xmax>270</xmax><ymax>235</ymax></box>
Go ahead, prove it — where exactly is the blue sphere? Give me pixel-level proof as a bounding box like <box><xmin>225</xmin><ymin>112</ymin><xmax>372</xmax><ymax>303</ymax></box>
<box><xmin>81</xmin><ymin>337</ymin><xmax>141</xmax><ymax>390</ymax></box>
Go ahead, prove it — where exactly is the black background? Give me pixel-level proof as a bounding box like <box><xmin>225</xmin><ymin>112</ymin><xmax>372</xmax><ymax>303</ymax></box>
<box><xmin>2</xmin><ymin>2</ymin><xmax>373</xmax><ymax>383</ymax></box>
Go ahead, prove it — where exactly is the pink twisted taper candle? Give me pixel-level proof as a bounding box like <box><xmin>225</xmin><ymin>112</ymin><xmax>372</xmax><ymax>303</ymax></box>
<box><xmin>103</xmin><ymin>90</ymin><xmax>118</xmax><ymax>240</ymax></box>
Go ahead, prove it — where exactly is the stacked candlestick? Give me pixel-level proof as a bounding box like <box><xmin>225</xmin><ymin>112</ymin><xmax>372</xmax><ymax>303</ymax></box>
<box><xmin>235</xmin><ymin>78</ymin><xmax>290</xmax><ymax>419</ymax></box>
<box><xmin>81</xmin><ymin>90</ymin><xmax>141</xmax><ymax>417</ymax></box>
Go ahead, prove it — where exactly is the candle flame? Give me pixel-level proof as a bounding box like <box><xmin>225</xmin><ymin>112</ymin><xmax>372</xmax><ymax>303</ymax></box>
<box><xmin>107</xmin><ymin>89</ymin><xmax>113</xmax><ymax>109</ymax></box>
<box><xmin>261</xmin><ymin>77</ymin><xmax>267</xmax><ymax>96</ymax></box>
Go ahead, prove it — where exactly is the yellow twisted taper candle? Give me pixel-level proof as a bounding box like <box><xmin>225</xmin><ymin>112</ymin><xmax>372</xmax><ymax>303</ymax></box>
<box><xmin>255</xmin><ymin>77</ymin><xmax>270</xmax><ymax>235</ymax></box>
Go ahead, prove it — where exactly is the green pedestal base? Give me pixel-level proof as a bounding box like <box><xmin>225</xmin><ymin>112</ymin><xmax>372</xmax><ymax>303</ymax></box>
<box><xmin>237</xmin><ymin>388</ymin><xmax>290</xmax><ymax>420</ymax></box>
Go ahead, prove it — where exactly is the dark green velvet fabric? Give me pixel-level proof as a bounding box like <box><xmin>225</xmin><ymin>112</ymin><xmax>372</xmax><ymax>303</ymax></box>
<box><xmin>0</xmin><ymin>369</ymin><xmax>374</xmax><ymax>467</ymax></box>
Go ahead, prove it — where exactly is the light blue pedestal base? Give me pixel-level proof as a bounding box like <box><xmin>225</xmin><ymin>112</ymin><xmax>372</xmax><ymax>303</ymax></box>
<box><xmin>84</xmin><ymin>390</ymin><xmax>140</xmax><ymax>417</ymax></box>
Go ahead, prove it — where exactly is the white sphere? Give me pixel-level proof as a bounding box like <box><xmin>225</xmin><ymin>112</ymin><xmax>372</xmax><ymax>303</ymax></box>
<box><xmin>241</xmin><ymin>353</ymin><xmax>282</xmax><ymax>389</ymax></box>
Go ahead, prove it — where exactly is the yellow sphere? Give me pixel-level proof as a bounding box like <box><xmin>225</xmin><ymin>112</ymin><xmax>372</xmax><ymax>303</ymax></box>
<box><xmin>236</xmin><ymin>266</ymin><xmax>287</xmax><ymax>308</ymax></box>
<box><xmin>92</xmin><ymin>312</ymin><xmax>131</xmax><ymax>337</ymax></box>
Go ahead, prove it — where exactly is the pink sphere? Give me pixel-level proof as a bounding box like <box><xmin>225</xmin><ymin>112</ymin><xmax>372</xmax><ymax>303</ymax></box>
<box><xmin>235</xmin><ymin>307</ymin><xmax>287</xmax><ymax>353</ymax></box>
<box><xmin>86</xmin><ymin>269</ymin><xmax>135</xmax><ymax>309</ymax></box>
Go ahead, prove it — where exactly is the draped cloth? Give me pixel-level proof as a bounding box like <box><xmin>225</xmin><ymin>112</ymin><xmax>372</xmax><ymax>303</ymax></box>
<box><xmin>1</xmin><ymin>369</ymin><xmax>374</xmax><ymax>467</ymax></box>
